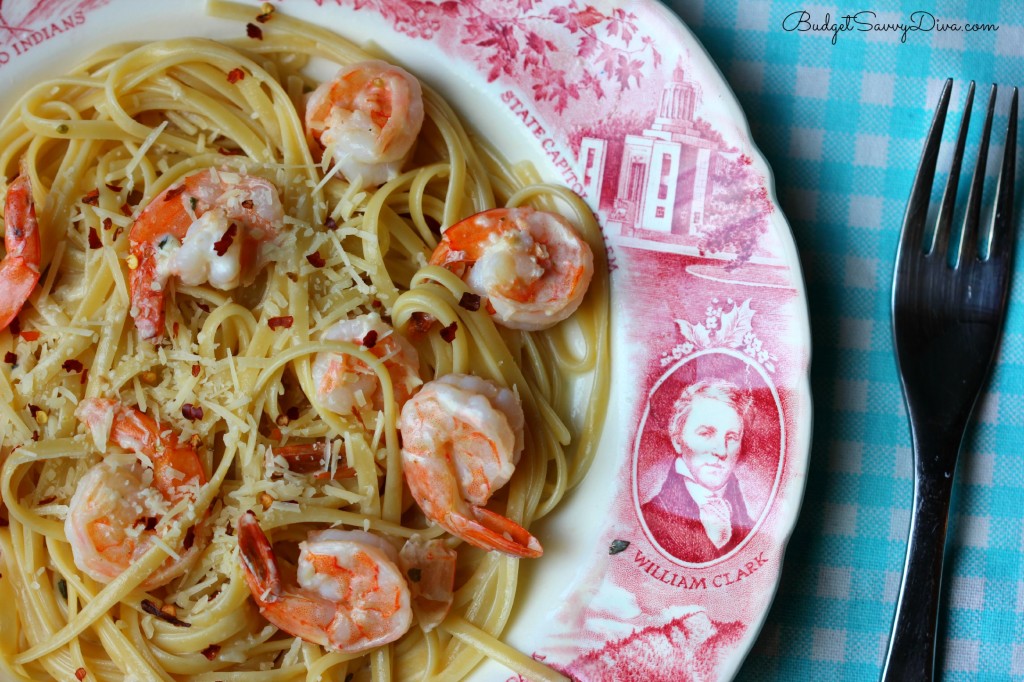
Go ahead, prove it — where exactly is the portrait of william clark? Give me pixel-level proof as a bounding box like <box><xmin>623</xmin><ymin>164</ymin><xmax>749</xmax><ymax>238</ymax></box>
<box><xmin>640</xmin><ymin>378</ymin><xmax>757</xmax><ymax>564</ymax></box>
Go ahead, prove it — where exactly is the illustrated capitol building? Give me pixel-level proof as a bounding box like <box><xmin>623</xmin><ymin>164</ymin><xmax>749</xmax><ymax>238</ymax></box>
<box><xmin>578</xmin><ymin>64</ymin><xmax>717</xmax><ymax>248</ymax></box>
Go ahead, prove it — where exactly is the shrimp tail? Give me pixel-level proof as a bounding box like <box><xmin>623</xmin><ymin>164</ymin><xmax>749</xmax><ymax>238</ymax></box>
<box><xmin>0</xmin><ymin>173</ymin><xmax>41</xmax><ymax>330</ymax></box>
<box><xmin>446</xmin><ymin>506</ymin><xmax>543</xmax><ymax>559</ymax></box>
<box><xmin>237</xmin><ymin>511</ymin><xmax>283</xmax><ymax>604</ymax></box>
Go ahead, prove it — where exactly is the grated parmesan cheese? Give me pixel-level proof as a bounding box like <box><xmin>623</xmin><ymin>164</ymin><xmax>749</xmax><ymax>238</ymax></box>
<box><xmin>124</xmin><ymin>121</ymin><xmax>169</xmax><ymax>178</ymax></box>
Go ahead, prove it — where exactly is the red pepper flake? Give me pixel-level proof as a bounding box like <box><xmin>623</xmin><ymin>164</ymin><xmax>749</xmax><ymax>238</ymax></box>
<box><xmin>458</xmin><ymin>292</ymin><xmax>481</xmax><ymax>311</ymax></box>
<box><xmin>75</xmin><ymin>668</ymin><xmax>87</xmax><ymax>681</ymax></box>
<box><xmin>241</xmin><ymin>199</ymin><xmax>253</xmax><ymax>210</ymax></box>
<box><xmin>141</xmin><ymin>599</ymin><xmax>191</xmax><ymax>627</ymax></box>
<box><xmin>172</xmin><ymin>322</ymin><xmax>180</xmax><ymax>338</ymax></box>
<box><xmin>120</xmin><ymin>203</ymin><xmax>132</xmax><ymax>217</ymax></box>
<box><xmin>163</xmin><ymin>185</ymin><xmax>186</xmax><ymax>201</ymax></box>
<box><xmin>439</xmin><ymin>321</ymin><xmax>458</xmax><ymax>343</ymax></box>
<box><xmin>246</xmin><ymin>23</ymin><xmax>263</xmax><ymax>39</ymax></box>
<box><xmin>273</xmin><ymin>442</ymin><xmax>331</xmax><ymax>474</ymax></box>
<box><xmin>62</xmin><ymin>359</ymin><xmax>84</xmax><ymax>373</ymax></box>
<box><xmin>225</xmin><ymin>521</ymin><xmax>234</xmax><ymax>537</ymax></box>
<box><xmin>213</xmin><ymin>223</ymin><xmax>237</xmax><ymax>257</ymax></box>
<box><xmin>20</xmin><ymin>330</ymin><xmax>40</xmax><ymax>342</ymax></box>
<box><xmin>306</xmin><ymin>251</ymin><xmax>325</xmax><ymax>268</ymax></box>
<box><xmin>88</xmin><ymin>227</ymin><xmax>102</xmax><ymax>250</ymax></box>
<box><xmin>255</xmin><ymin>4</ymin><xmax>275</xmax><ymax>23</ymax></box>
<box><xmin>361</xmin><ymin>330</ymin><xmax>378</xmax><ymax>348</ymax></box>
<box><xmin>286</xmin><ymin>405</ymin><xmax>300</xmax><ymax>421</ymax></box>
<box><xmin>409</xmin><ymin>312</ymin><xmax>433</xmax><ymax>335</ymax></box>
<box><xmin>80</xmin><ymin>368</ymin><xmax>89</xmax><ymax>385</ymax></box>
<box><xmin>201</xmin><ymin>644</ymin><xmax>222</xmax><ymax>660</ymax></box>
<box><xmin>268</xmin><ymin>316</ymin><xmax>293</xmax><ymax>330</ymax></box>
<box><xmin>38</xmin><ymin>495</ymin><xmax>56</xmax><ymax>505</ymax></box>
<box><xmin>27</xmin><ymin>404</ymin><xmax>41</xmax><ymax>418</ymax></box>
<box><xmin>195</xmin><ymin>302</ymin><xmax>211</xmax><ymax>313</ymax></box>
<box><xmin>181</xmin><ymin>403</ymin><xmax>204</xmax><ymax>421</ymax></box>
<box><xmin>81</xmin><ymin>189</ymin><xmax>99</xmax><ymax>206</ymax></box>
<box><xmin>192</xmin><ymin>364</ymin><xmax>201</xmax><ymax>377</ymax></box>
<box><xmin>227</xmin><ymin>68</ymin><xmax>245</xmax><ymax>84</ymax></box>
<box><xmin>105</xmin><ymin>183</ymin><xmax>122</xmax><ymax>192</ymax></box>
<box><xmin>102</xmin><ymin>217</ymin><xmax>113</xmax><ymax>231</ymax></box>
<box><xmin>134</xmin><ymin>516</ymin><xmax>158</xmax><ymax>531</ymax></box>
<box><xmin>9</xmin><ymin>317</ymin><xmax>20</xmax><ymax>336</ymax></box>
<box><xmin>324</xmin><ymin>216</ymin><xmax>337</xmax><ymax>231</ymax></box>
<box><xmin>183</xmin><ymin>526</ymin><xmax>196</xmax><ymax>550</ymax></box>
<box><xmin>4</xmin><ymin>351</ymin><xmax>16</xmax><ymax>365</ymax></box>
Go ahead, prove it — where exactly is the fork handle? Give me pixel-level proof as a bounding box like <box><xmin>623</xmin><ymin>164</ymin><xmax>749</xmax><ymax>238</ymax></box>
<box><xmin>882</xmin><ymin>471</ymin><xmax>955</xmax><ymax>682</ymax></box>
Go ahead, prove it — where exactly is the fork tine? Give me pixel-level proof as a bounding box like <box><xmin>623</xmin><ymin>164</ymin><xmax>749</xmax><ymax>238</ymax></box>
<box><xmin>900</xmin><ymin>78</ymin><xmax>953</xmax><ymax>256</ymax></box>
<box><xmin>988</xmin><ymin>87</ymin><xmax>1018</xmax><ymax>263</ymax></box>
<box><xmin>933</xmin><ymin>81</ymin><xmax>975</xmax><ymax>260</ymax></box>
<box><xmin>958</xmin><ymin>84</ymin><xmax>997</xmax><ymax>265</ymax></box>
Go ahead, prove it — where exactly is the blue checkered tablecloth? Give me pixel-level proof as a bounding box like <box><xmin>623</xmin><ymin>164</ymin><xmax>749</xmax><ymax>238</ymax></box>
<box><xmin>660</xmin><ymin>1</ymin><xmax>1024</xmax><ymax>680</ymax></box>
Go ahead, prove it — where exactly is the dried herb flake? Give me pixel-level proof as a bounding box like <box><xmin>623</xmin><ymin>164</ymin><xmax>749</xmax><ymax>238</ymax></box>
<box><xmin>609</xmin><ymin>539</ymin><xmax>630</xmax><ymax>555</ymax></box>
<box><xmin>141</xmin><ymin>599</ymin><xmax>191</xmax><ymax>627</ymax></box>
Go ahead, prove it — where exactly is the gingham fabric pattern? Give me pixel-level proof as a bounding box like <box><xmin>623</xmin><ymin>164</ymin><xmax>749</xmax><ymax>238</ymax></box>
<box><xmin>660</xmin><ymin>1</ymin><xmax>1024</xmax><ymax>680</ymax></box>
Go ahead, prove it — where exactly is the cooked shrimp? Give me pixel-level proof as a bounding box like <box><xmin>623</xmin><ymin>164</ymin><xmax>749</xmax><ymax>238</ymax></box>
<box><xmin>399</xmin><ymin>537</ymin><xmax>456</xmax><ymax>632</ymax></box>
<box><xmin>66</xmin><ymin>398</ymin><xmax>208</xmax><ymax>590</ymax></box>
<box><xmin>311</xmin><ymin>312</ymin><xmax>421</xmax><ymax>415</ymax></box>
<box><xmin>0</xmin><ymin>169</ymin><xmax>41</xmax><ymax>330</ymax></box>
<box><xmin>305</xmin><ymin>59</ymin><xmax>424</xmax><ymax>188</ymax></box>
<box><xmin>399</xmin><ymin>374</ymin><xmax>542</xmax><ymax>558</ymax></box>
<box><xmin>129</xmin><ymin>168</ymin><xmax>283</xmax><ymax>341</ymax></box>
<box><xmin>430</xmin><ymin>207</ymin><xmax>594</xmax><ymax>331</ymax></box>
<box><xmin>237</xmin><ymin>512</ymin><xmax>412</xmax><ymax>653</ymax></box>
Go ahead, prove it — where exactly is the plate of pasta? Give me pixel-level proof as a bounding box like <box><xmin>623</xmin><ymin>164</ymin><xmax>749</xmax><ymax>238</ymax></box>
<box><xmin>0</xmin><ymin>1</ymin><xmax>812</xmax><ymax>681</ymax></box>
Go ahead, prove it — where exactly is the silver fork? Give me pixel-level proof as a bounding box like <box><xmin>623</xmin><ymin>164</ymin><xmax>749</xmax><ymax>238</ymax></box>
<box><xmin>884</xmin><ymin>79</ymin><xmax>1019</xmax><ymax>681</ymax></box>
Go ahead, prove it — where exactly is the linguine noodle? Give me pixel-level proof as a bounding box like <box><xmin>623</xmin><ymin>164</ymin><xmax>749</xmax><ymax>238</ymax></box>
<box><xmin>0</xmin><ymin>3</ymin><xmax>609</xmax><ymax>681</ymax></box>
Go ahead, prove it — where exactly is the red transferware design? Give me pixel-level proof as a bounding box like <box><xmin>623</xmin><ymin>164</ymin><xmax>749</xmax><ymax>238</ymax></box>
<box><xmin>7</xmin><ymin>1</ymin><xmax>812</xmax><ymax>679</ymax></box>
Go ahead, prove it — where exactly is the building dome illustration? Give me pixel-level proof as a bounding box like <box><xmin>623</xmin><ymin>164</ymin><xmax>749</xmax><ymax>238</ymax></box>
<box><xmin>579</xmin><ymin>62</ymin><xmax>716</xmax><ymax>245</ymax></box>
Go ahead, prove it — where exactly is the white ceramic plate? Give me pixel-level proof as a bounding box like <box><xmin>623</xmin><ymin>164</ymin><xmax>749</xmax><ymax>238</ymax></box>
<box><xmin>2</xmin><ymin>1</ymin><xmax>812</xmax><ymax>679</ymax></box>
